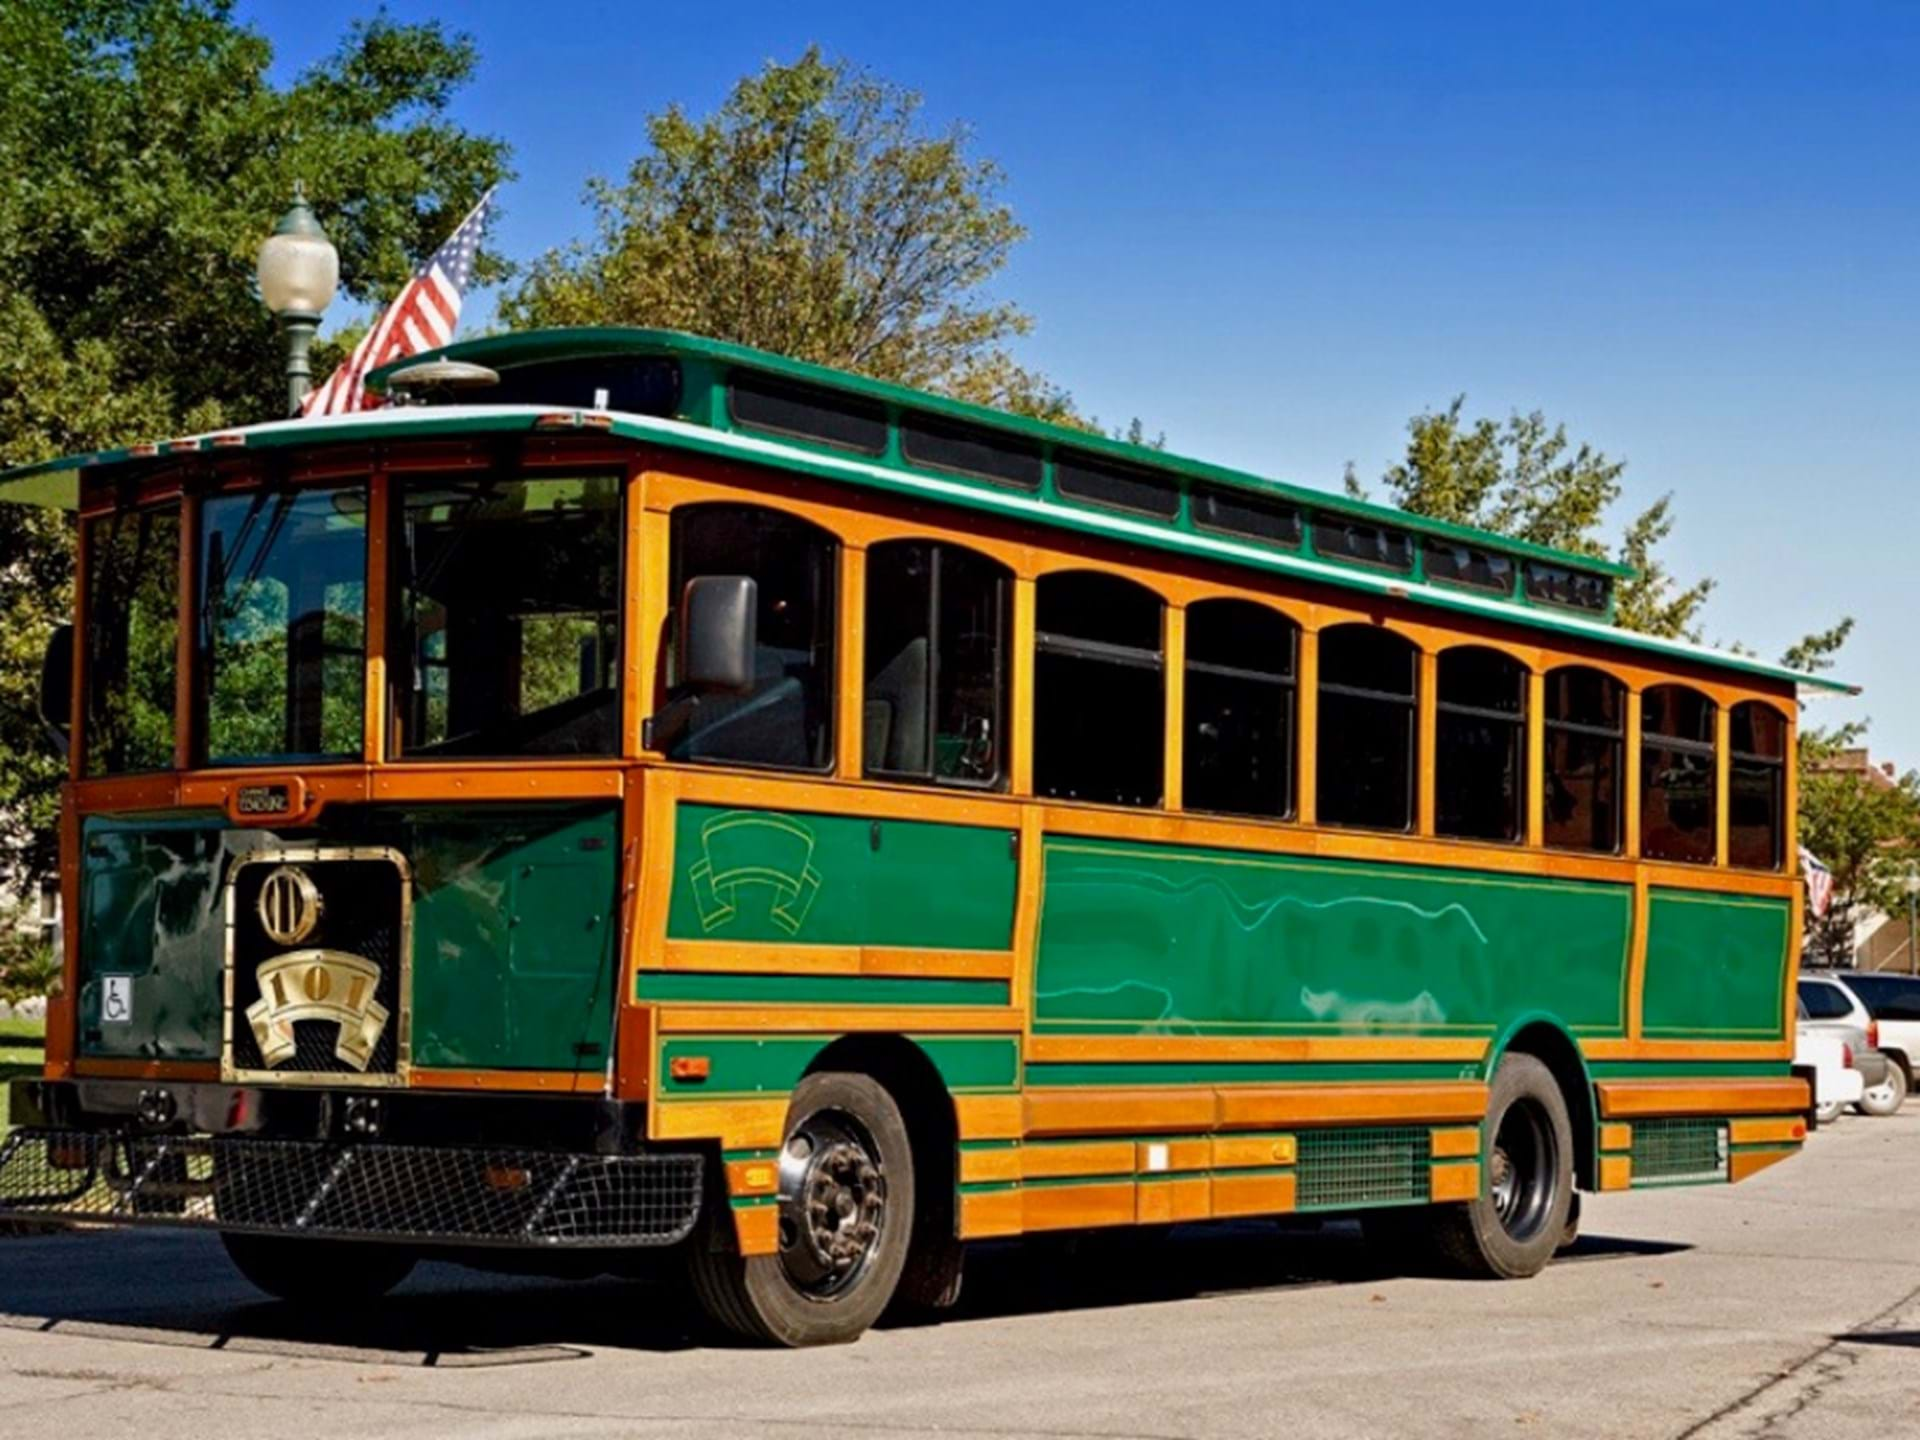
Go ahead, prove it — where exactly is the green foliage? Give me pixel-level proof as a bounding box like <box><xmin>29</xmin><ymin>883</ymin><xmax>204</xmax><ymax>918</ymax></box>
<box><xmin>0</xmin><ymin>0</ymin><xmax>509</xmax><ymax>890</ymax></box>
<box><xmin>1351</xmin><ymin>396</ymin><xmax>1714</xmax><ymax>640</ymax></box>
<box><xmin>504</xmin><ymin>48</ymin><xmax>1093</xmax><ymax>428</ymax></box>
<box><xmin>0</xmin><ymin>913</ymin><xmax>58</xmax><ymax>1002</ymax></box>
<box><xmin>1796</xmin><ymin>721</ymin><xmax>1920</xmax><ymax>964</ymax></box>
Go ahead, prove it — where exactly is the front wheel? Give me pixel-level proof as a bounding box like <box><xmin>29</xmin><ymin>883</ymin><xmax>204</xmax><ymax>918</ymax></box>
<box><xmin>688</xmin><ymin>1070</ymin><xmax>915</xmax><ymax>1346</ymax></box>
<box><xmin>1858</xmin><ymin>1063</ymin><xmax>1907</xmax><ymax>1117</ymax></box>
<box><xmin>1815</xmin><ymin>1098</ymin><xmax>1844</xmax><ymax>1125</ymax></box>
<box><xmin>221</xmin><ymin>1232</ymin><xmax>416</xmax><ymax>1305</ymax></box>
<box><xmin>1428</xmin><ymin>1053</ymin><xmax>1575</xmax><ymax>1279</ymax></box>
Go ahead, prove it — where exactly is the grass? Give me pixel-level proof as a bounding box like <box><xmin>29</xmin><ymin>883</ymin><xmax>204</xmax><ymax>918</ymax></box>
<box><xmin>0</xmin><ymin>1017</ymin><xmax>46</xmax><ymax>1134</ymax></box>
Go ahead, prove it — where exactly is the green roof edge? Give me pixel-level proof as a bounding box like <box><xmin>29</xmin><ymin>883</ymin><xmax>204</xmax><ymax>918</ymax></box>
<box><xmin>364</xmin><ymin>327</ymin><xmax>1638</xmax><ymax>580</ymax></box>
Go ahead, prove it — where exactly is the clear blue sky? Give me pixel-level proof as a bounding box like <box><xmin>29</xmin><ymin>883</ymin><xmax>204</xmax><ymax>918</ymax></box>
<box><xmin>243</xmin><ymin>0</ymin><xmax>1919</xmax><ymax>763</ymax></box>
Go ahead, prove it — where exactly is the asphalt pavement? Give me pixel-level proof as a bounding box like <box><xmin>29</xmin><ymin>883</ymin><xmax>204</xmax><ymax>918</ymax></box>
<box><xmin>2</xmin><ymin>1109</ymin><xmax>1918</xmax><ymax>1440</ymax></box>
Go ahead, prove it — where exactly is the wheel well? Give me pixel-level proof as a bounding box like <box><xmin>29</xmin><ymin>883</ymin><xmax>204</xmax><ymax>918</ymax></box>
<box><xmin>805</xmin><ymin>1034</ymin><xmax>957</xmax><ymax>1233</ymax></box>
<box><xmin>1882</xmin><ymin>1049</ymin><xmax>1913</xmax><ymax>1086</ymax></box>
<box><xmin>1497</xmin><ymin>1023</ymin><xmax>1598</xmax><ymax>1190</ymax></box>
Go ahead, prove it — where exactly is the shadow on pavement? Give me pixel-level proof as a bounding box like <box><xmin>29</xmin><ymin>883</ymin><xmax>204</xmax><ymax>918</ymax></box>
<box><xmin>0</xmin><ymin>1219</ymin><xmax>1693</xmax><ymax>1362</ymax></box>
<box><xmin>1836</xmin><ymin>1330</ymin><xmax>1920</xmax><ymax>1349</ymax></box>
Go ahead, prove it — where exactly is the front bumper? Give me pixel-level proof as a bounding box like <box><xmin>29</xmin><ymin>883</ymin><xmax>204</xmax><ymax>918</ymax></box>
<box><xmin>1</xmin><ymin>1078</ymin><xmax>704</xmax><ymax>1249</ymax></box>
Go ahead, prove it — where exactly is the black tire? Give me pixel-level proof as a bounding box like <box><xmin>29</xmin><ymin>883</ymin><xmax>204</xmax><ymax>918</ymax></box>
<box><xmin>221</xmin><ymin>1232</ymin><xmax>416</xmax><ymax>1304</ymax></box>
<box><xmin>687</xmin><ymin>1070</ymin><xmax>915</xmax><ymax>1347</ymax></box>
<box><xmin>1556</xmin><ymin>1190</ymin><xmax>1583</xmax><ymax>1254</ymax></box>
<box><xmin>1858</xmin><ymin>1062</ymin><xmax>1908</xmax><ymax>1117</ymax></box>
<box><xmin>1425</xmin><ymin>1053</ymin><xmax>1575</xmax><ymax>1279</ymax></box>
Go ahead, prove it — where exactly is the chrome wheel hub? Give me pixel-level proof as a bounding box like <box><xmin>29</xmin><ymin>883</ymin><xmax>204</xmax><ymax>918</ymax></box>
<box><xmin>777</xmin><ymin>1112</ymin><xmax>886</xmax><ymax>1295</ymax></box>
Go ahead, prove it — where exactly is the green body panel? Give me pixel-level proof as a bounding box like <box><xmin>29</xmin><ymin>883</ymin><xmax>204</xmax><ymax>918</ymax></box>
<box><xmin>658</xmin><ymin>1036</ymin><xmax>1019</xmax><ymax>1096</ymax></box>
<box><xmin>1025</xmin><ymin>1061</ymin><xmax>1477</xmax><ymax>1087</ymax></box>
<box><xmin>406</xmin><ymin>807</ymin><xmax>619</xmax><ymax>1070</ymax></box>
<box><xmin>664</xmin><ymin>804</ymin><xmax>1016</xmax><ymax>949</ymax></box>
<box><xmin>78</xmin><ymin>815</ymin><xmax>240</xmax><ymax>1060</ymax></box>
<box><xmin>1033</xmin><ymin>838</ymin><xmax>1631</xmax><ymax>1041</ymax></box>
<box><xmin>74</xmin><ymin>805</ymin><xmax>619</xmax><ymax>1072</ymax></box>
<box><xmin>636</xmin><ymin>973</ymin><xmax>1008</xmax><ymax>1007</ymax></box>
<box><xmin>1640</xmin><ymin>889</ymin><xmax>1791</xmax><ymax>1039</ymax></box>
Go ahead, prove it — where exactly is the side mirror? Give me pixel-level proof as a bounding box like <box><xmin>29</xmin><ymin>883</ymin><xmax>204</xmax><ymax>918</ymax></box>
<box><xmin>679</xmin><ymin>575</ymin><xmax>756</xmax><ymax>693</ymax></box>
<box><xmin>38</xmin><ymin>623</ymin><xmax>72</xmax><ymax>759</ymax></box>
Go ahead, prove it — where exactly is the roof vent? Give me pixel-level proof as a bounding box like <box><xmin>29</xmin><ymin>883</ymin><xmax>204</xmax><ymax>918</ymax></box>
<box><xmin>385</xmin><ymin>358</ymin><xmax>501</xmax><ymax>401</ymax></box>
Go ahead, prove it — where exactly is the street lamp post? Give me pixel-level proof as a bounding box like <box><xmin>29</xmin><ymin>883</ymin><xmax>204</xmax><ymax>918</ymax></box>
<box><xmin>256</xmin><ymin>184</ymin><xmax>339</xmax><ymax>416</ymax></box>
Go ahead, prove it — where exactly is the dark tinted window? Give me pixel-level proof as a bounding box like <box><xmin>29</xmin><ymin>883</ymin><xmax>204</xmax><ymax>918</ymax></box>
<box><xmin>1193</xmin><ymin>489</ymin><xmax>1302</xmax><ymax>547</ymax></box>
<box><xmin>1312</xmin><ymin>518</ymin><xmax>1413</xmax><ymax>572</ymax></box>
<box><xmin>1424</xmin><ymin>541</ymin><xmax>1514</xmax><ymax>595</ymax></box>
<box><xmin>1317</xmin><ymin>625</ymin><xmax>1417</xmax><ymax>830</ymax></box>
<box><xmin>1729</xmin><ymin>700</ymin><xmax>1786</xmax><ymax>870</ymax></box>
<box><xmin>396</xmin><ymin>475</ymin><xmax>617</xmax><ymax>758</ymax></box>
<box><xmin>84</xmin><ymin>505</ymin><xmax>180</xmax><ymax>776</ymax></box>
<box><xmin>1544</xmin><ymin>666</ymin><xmax>1623</xmax><ymax>853</ymax></box>
<box><xmin>1035</xmin><ymin>572</ymin><xmax>1164</xmax><ymax>806</ymax></box>
<box><xmin>1526</xmin><ymin>563</ymin><xmax>1611</xmax><ymax>613</ymax></box>
<box><xmin>901</xmin><ymin>415</ymin><xmax>1042</xmax><ymax>491</ymax></box>
<box><xmin>730</xmin><ymin>372</ymin><xmax>887</xmax><ymax>455</ymax></box>
<box><xmin>1436</xmin><ymin>647</ymin><xmax>1526</xmax><ymax>842</ymax></box>
<box><xmin>1840</xmin><ymin>974</ymin><xmax>1920</xmax><ymax>1022</ymax></box>
<box><xmin>864</xmin><ymin>541</ymin><xmax>1010</xmax><ymax>788</ymax></box>
<box><xmin>1055</xmin><ymin>453</ymin><xmax>1180</xmax><ymax>518</ymax></box>
<box><xmin>480</xmin><ymin>357</ymin><xmax>681</xmax><ymax>415</ymax></box>
<box><xmin>1797</xmin><ymin>979</ymin><xmax>1854</xmax><ymax>1020</ymax></box>
<box><xmin>1184</xmin><ymin>600</ymin><xmax>1296</xmax><ymax>819</ymax></box>
<box><xmin>1642</xmin><ymin>684</ymin><xmax>1717</xmax><ymax>864</ymax></box>
<box><xmin>667</xmin><ymin>505</ymin><xmax>838</xmax><ymax>770</ymax></box>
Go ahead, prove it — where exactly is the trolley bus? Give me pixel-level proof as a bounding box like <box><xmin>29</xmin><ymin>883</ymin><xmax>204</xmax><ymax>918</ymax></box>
<box><xmin>0</xmin><ymin>329</ymin><xmax>1834</xmax><ymax>1344</ymax></box>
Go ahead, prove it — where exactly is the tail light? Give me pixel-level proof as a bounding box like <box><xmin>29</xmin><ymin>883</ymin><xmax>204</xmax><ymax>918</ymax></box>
<box><xmin>1869</xmin><ymin>1019</ymin><xmax>1881</xmax><ymax>1049</ymax></box>
<box><xmin>1843</xmin><ymin>1044</ymin><xmax>1855</xmax><ymax>1069</ymax></box>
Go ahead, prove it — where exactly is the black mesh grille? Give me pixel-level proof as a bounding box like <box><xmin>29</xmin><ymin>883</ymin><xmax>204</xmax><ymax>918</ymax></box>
<box><xmin>1295</xmin><ymin>1126</ymin><xmax>1432</xmax><ymax>1210</ymax></box>
<box><xmin>1631</xmin><ymin>1119</ymin><xmax>1727</xmax><ymax>1184</ymax></box>
<box><xmin>228</xmin><ymin>856</ymin><xmax>404</xmax><ymax>1077</ymax></box>
<box><xmin>0</xmin><ymin>1130</ymin><xmax>703</xmax><ymax>1248</ymax></box>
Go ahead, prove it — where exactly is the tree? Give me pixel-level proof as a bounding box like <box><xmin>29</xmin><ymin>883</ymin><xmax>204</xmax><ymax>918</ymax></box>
<box><xmin>503</xmin><ymin>48</ymin><xmax>1094</xmax><ymax>428</ymax></box>
<box><xmin>1346</xmin><ymin>397</ymin><xmax>1712</xmax><ymax>639</ymax></box>
<box><xmin>0</xmin><ymin>0</ymin><xmax>510</xmax><ymax>890</ymax></box>
<box><xmin>1797</xmin><ymin>723</ymin><xmax>1920</xmax><ymax>965</ymax></box>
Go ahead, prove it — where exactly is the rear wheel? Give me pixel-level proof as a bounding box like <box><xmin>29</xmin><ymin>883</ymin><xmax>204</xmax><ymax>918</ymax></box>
<box><xmin>688</xmin><ymin>1071</ymin><xmax>915</xmax><ymax>1346</ymax></box>
<box><xmin>1858</xmin><ymin>1063</ymin><xmax>1908</xmax><ymax>1117</ymax></box>
<box><xmin>221</xmin><ymin>1232</ymin><xmax>416</xmax><ymax>1304</ymax></box>
<box><xmin>1378</xmin><ymin>1054</ymin><xmax>1574</xmax><ymax>1280</ymax></box>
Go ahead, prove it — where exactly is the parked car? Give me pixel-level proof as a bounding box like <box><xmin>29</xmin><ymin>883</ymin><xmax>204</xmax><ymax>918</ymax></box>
<box><xmin>1794</xmin><ymin>1027</ymin><xmax>1865</xmax><ymax>1125</ymax></box>
<box><xmin>1798</xmin><ymin>974</ymin><xmax>1899</xmax><ymax>1116</ymax></box>
<box><xmin>1828</xmin><ymin>971</ymin><xmax>1920</xmax><ymax>1115</ymax></box>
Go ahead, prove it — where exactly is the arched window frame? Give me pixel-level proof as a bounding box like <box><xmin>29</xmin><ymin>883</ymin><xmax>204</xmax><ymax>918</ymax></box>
<box><xmin>1434</xmin><ymin>644</ymin><xmax>1529</xmax><ymax>843</ymax></box>
<box><xmin>1640</xmin><ymin>682</ymin><xmax>1719</xmax><ymax>865</ymax></box>
<box><xmin>861</xmin><ymin>537</ymin><xmax>1012</xmax><ymax>791</ymax></box>
<box><xmin>1315</xmin><ymin>622</ymin><xmax>1420</xmax><ymax>833</ymax></box>
<box><xmin>1542</xmin><ymin>664</ymin><xmax>1626</xmax><ymax>855</ymax></box>
<box><xmin>1181</xmin><ymin>597</ymin><xmax>1299</xmax><ymax>821</ymax></box>
<box><xmin>1727</xmin><ymin>699</ymin><xmax>1789</xmax><ymax>871</ymax></box>
<box><xmin>1032</xmin><ymin>568</ymin><xmax>1167</xmax><ymax>809</ymax></box>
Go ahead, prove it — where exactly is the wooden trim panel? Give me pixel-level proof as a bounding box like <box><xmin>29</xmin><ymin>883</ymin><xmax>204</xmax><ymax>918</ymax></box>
<box><xmin>1595</xmin><ymin>1078</ymin><xmax>1809</xmax><ymax>1119</ymax></box>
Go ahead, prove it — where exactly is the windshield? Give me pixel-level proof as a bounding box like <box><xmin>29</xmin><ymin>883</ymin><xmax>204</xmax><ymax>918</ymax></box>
<box><xmin>395</xmin><ymin>473</ymin><xmax>621</xmax><ymax>758</ymax></box>
<box><xmin>198</xmin><ymin>485</ymin><xmax>367</xmax><ymax>765</ymax></box>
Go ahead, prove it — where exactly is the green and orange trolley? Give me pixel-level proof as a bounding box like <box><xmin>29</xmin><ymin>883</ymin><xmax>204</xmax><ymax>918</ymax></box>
<box><xmin>0</xmin><ymin>329</ymin><xmax>1832</xmax><ymax>1344</ymax></box>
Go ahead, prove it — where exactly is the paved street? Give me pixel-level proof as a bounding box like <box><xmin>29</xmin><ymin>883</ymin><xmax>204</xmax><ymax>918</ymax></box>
<box><xmin>1</xmin><ymin>1112</ymin><xmax>1917</xmax><ymax>1440</ymax></box>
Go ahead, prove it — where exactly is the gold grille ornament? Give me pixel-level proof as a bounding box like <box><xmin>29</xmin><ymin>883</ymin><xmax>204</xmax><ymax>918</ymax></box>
<box><xmin>257</xmin><ymin>865</ymin><xmax>322</xmax><ymax>947</ymax></box>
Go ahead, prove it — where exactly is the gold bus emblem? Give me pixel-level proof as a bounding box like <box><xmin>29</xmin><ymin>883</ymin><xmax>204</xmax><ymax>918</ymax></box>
<box><xmin>246</xmin><ymin>950</ymin><xmax>389</xmax><ymax>1071</ymax></box>
<box><xmin>257</xmin><ymin>865</ymin><xmax>322</xmax><ymax>946</ymax></box>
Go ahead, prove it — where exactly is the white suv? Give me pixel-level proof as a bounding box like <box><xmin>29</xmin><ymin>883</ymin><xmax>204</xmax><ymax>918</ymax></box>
<box><xmin>1832</xmin><ymin>972</ymin><xmax>1920</xmax><ymax>1114</ymax></box>
<box><xmin>1800</xmin><ymin>974</ymin><xmax>1900</xmax><ymax>1115</ymax></box>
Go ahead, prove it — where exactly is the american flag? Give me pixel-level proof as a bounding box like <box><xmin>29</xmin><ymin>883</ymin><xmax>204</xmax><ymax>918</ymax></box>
<box><xmin>302</xmin><ymin>188</ymin><xmax>495</xmax><ymax>417</ymax></box>
<box><xmin>1801</xmin><ymin>845</ymin><xmax>1835</xmax><ymax>919</ymax></box>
